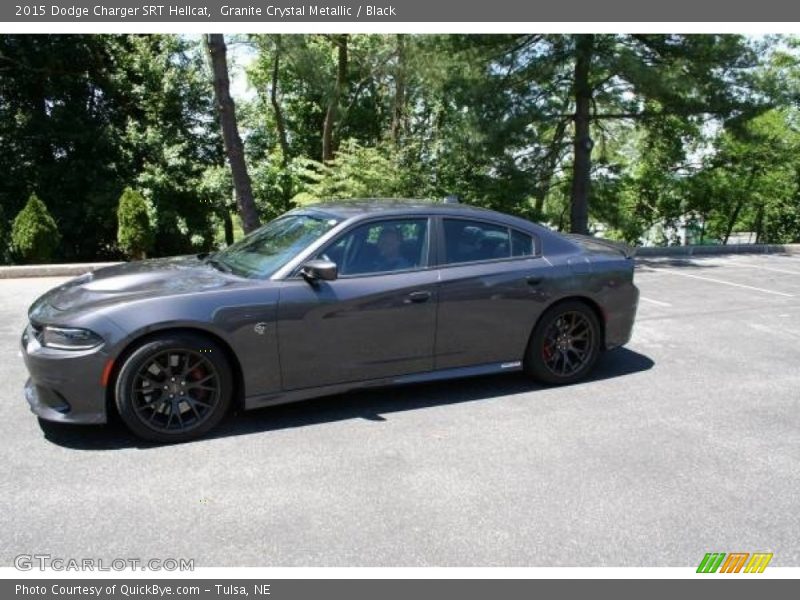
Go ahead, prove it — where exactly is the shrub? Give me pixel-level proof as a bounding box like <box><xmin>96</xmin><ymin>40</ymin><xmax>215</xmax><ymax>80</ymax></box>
<box><xmin>11</xmin><ymin>193</ymin><xmax>61</xmax><ymax>264</ymax></box>
<box><xmin>117</xmin><ymin>187</ymin><xmax>154</xmax><ymax>260</ymax></box>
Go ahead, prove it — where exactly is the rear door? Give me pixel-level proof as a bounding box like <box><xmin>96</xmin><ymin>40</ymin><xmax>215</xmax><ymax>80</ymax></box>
<box><xmin>434</xmin><ymin>217</ymin><xmax>550</xmax><ymax>370</ymax></box>
<box><xmin>277</xmin><ymin>217</ymin><xmax>438</xmax><ymax>390</ymax></box>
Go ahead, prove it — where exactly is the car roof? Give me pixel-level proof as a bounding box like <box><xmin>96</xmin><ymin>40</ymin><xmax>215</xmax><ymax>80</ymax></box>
<box><xmin>295</xmin><ymin>198</ymin><xmax>529</xmax><ymax>225</ymax></box>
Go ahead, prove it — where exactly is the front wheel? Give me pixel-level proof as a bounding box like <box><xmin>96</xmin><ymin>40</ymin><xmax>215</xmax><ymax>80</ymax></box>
<box><xmin>524</xmin><ymin>300</ymin><xmax>601</xmax><ymax>385</ymax></box>
<box><xmin>114</xmin><ymin>333</ymin><xmax>233</xmax><ymax>443</ymax></box>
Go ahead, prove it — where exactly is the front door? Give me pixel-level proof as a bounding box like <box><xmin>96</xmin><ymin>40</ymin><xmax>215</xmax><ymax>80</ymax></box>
<box><xmin>277</xmin><ymin>217</ymin><xmax>437</xmax><ymax>390</ymax></box>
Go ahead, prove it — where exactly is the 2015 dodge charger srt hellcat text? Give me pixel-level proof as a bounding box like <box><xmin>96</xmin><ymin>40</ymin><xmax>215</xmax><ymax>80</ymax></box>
<box><xmin>21</xmin><ymin>199</ymin><xmax>639</xmax><ymax>442</ymax></box>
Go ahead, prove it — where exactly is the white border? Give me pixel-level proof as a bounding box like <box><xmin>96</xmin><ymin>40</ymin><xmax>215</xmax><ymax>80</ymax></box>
<box><xmin>1</xmin><ymin>17</ymin><xmax>798</xmax><ymax>581</ymax></box>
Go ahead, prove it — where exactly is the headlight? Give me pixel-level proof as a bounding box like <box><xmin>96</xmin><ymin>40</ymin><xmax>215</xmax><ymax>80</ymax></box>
<box><xmin>40</xmin><ymin>326</ymin><xmax>104</xmax><ymax>350</ymax></box>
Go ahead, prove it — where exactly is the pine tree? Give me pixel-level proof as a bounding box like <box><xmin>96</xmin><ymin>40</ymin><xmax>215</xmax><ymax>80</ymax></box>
<box><xmin>117</xmin><ymin>187</ymin><xmax>154</xmax><ymax>260</ymax></box>
<box><xmin>11</xmin><ymin>193</ymin><xmax>61</xmax><ymax>264</ymax></box>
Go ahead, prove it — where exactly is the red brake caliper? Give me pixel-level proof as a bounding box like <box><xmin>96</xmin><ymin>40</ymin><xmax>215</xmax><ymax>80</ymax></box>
<box><xmin>542</xmin><ymin>329</ymin><xmax>554</xmax><ymax>360</ymax></box>
<box><xmin>190</xmin><ymin>366</ymin><xmax>207</xmax><ymax>400</ymax></box>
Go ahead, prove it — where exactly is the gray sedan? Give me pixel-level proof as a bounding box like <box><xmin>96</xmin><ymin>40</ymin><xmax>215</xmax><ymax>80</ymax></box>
<box><xmin>21</xmin><ymin>200</ymin><xmax>639</xmax><ymax>442</ymax></box>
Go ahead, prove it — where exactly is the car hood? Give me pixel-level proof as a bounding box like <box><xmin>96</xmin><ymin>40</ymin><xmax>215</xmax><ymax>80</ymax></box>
<box><xmin>30</xmin><ymin>255</ymin><xmax>239</xmax><ymax>319</ymax></box>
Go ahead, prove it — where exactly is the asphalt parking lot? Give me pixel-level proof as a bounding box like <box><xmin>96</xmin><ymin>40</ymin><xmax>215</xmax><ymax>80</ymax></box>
<box><xmin>1</xmin><ymin>253</ymin><xmax>799</xmax><ymax>567</ymax></box>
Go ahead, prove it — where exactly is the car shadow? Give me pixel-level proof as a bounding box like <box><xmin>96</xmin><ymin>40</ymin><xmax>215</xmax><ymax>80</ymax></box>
<box><xmin>38</xmin><ymin>347</ymin><xmax>654</xmax><ymax>451</ymax></box>
<box><xmin>635</xmin><ymin>257</ymin><xmax>724</xmax><ymax>270</ymax></box>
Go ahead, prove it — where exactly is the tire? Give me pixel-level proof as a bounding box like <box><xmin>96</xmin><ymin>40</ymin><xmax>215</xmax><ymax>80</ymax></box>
<box><xmin>114</xmin><ymin>333</ymin><xmax>233</xmax><ymax>443</ymax></box>
<box><xmin>524</xmin><ymin>300</ymin><xmax>602</xmax><ymax>385</ymax></box>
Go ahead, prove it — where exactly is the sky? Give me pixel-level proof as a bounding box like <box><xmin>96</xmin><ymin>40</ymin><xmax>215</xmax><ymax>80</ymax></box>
<box><xmin>226</xmin><ymin>38</ymin><xmax>258</xmax><ymax>102</ymax></box>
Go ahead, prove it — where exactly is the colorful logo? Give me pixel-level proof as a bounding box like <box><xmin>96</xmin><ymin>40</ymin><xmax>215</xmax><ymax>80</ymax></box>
<box><xmin>697</xmin><ymin>552</ymin><xmax>773</xmax><ymax>573</ymax></box>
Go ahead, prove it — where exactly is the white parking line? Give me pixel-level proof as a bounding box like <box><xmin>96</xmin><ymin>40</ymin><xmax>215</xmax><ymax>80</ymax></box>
<box><xmin>639</xmin><ymin>296</ymin><xmax>672</xmax><ymax>307</ymax></box>
<box><xmin>658</xmin><ymin>269</ymin><xmax>795</xmax><ymax>297</ymax></box>
<box><xmin>726</xmin><ymin>261</ymin><xmax>800</xmax><ymax>276</ymax></box>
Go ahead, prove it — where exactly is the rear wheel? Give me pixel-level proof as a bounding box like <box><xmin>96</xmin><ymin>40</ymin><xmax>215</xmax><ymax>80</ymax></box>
<box><xmin>524</xmin><ymin>300</ymin><xmax>601</xmax><ymax>385</ymax></box>
<box><xmin>114</xmin><ymin>333</ymin><xmax>232</xmax><ymax>443</ymax></box>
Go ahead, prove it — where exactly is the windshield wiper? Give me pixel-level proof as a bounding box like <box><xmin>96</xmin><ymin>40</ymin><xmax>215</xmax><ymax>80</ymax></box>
<box><xmin>204</xmin><ymin>254</ymin><xmax>232</xmax><ymax>274</ymax></box>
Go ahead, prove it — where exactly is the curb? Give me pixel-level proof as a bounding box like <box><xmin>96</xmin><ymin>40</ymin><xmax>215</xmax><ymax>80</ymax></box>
<box><xmin>635</xmin><ymin>243</ymin><xmax>800</xmax><ymax>258</ymax></box>
<box><xmin>0</xmin><ymin>262</ymin><xmax>121</xmax><ymax>279</ymax></box>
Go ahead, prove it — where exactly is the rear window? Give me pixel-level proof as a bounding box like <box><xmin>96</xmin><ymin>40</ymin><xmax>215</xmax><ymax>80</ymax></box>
<box><xmin>442</xmin><ymin>219</ymin><xmax>535</xmax><ymax>264</ymax></box>
<box><xmin>511</xmin><ymin>229</ymin><xmax>534</xmax><ymax>257</ymax></box>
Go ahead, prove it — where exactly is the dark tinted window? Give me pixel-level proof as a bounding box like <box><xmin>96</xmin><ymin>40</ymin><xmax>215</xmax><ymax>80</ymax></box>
<box><xmin>216</xmin><ymin>214</ymin><xmax>338</xmax><ymax>278</ymax></box>
<box><xmin>443</xmin><ymin>219</ymin><xmax>511</xmax><ymax>264</ymax></box>
<box><xmin>318</xmin><ymin>218</ymin><xmax>428</xmax><ymax>276</ymax></box>
<box><xmin>511</xmin><ymin>229</ymin><xmax>534</xmax><ymax>257</ymax></box>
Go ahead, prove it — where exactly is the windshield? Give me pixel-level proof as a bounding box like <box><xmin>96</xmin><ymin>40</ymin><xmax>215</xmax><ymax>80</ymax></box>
<box><xmin>214</xmin><ymin>214</ymin><xmax>339</xmax><ymax>278</ymax></box>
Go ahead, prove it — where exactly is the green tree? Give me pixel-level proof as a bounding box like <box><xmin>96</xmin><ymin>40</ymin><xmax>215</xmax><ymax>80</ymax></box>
<box><xmin>117</xmin><ymin>187</ymin><xmax>154</xmax><ymax>259</ymax></box>
<box><xmin>690</xmin><ymin>109</ymin><xmax>800</xmax><ymax>244</ymax></box>
<box><xmin>122</xmin><ymin>34</ymin><xmax>223</xmax><ymax>256</ymax></box>
<box><xmin>429</xmin><ymin>35</ymin><xmax>770</xmax><ymax>233</ymax></box>
<box><xmin>245</xmin><ymin>34</ymin><xmax>401</xmax><ymax>213</ymax></box>
<box><xmin>0</xmin><ymin>34</ymin><xmax>222</xmax><ymax>261</ymax></box>
<box><xmin>1</xmin><ymin>33</ymin><xmax>796</xmax><ymax>258</ymax></box>
<box><xmin>11</xmin><ymin>193</ymin><xmax>61</xmax><ymax>263</ymax></box>
<box><xmin>205</xmin><ymin>33</ymin><xmax>260</xmax><ymax>234</ymax></box>
<box><xmin>293</xmin><ymin>139</ymin><xmax>404</xmax><ymax>203</ymax></box>
<box><xmin>0</xmin><ymin>35</ymin><xmax>128</xmax><ymax>260</ymax></box>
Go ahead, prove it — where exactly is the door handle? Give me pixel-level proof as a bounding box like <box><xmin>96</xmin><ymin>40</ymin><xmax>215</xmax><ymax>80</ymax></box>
<box><xmin>526</xmin><ymin>275</ymin><xmax>543</xmax><ymax>286</ymax></box>
<box><xmin>405</xmin><ymin>291</ymin><xmax>432</xmax><ymax>304</ymax></box>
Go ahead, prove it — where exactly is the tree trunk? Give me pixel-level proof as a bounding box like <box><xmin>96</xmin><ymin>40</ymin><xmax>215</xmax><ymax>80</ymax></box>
<box><xmin>754</xmin><ymin>203</ymin><xmax>765</xmax><ymax>244</ymax></box>
<box><xmin>223</xmin><ymin>210</ymin><xmax>234</xmax><ymax>246</ymax></box>
<box><xmin>724</xmin><ymin>165</ymin><xmax>758</xmax><ymax>244</ymax></box>
<box><xmin>205</xmin><ymin>33</ymin><xmax>260</xmax><ymax>234</ymax></box>
<box><xmin>322</xmin><ymin>34</ymin><xmax>348</xmax><ymax>163</ymax></box>
<box><xmin>723</xmin><ymin>199</ymin><xmax>744</xmax><ymax>245</ymax></box>
<box><xmin>533</xmin><ymin>118</ymin><xmax>569</xmax><ymax>217</ymax></box>
<box><xmin>270</xmin><ymin>36</ymin><xmax>293</xmax><ymax>208</ymax></box>
<box><xmin>699</xmin><ymin>213</ymin><xmax>706</xmax><ymax>245</ymax></box>
<box><xmin>391</xmin><ymin>34</ymin><xmax>407</xmax><ymax>144</ymax></box>
<box><xmin>270</xmin><ymin>36</ymin><xmax>290</xmax><ymax>167</ymax></box>
<box><xmin>569</xmin><ymin>34</ymin><xmax>594</xmax><ymax>235</ymax></box>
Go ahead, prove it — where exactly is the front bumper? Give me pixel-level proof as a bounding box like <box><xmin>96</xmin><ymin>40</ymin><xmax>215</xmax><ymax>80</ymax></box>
<box><xmin>21</xmin><ymin>324</ymin><xmax>109</xmax><ymax>424</ymax></box>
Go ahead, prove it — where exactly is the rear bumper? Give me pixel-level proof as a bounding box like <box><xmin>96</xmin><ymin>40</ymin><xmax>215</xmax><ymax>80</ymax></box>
<box><xmin>604</xmin><ymin>283</ymin><xmax>639</xmax><ymax>349</ymax></box>
<box><xmin>21</xmin><ymin>325</ymin><xmax>109</xmax><ymax>424</ymax></box>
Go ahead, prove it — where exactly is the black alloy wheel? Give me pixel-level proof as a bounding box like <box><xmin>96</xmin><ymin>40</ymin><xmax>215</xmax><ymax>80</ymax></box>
<box><xmin>115</xmin><ymin>333</ymin><xmax>232</xmax><ymax>443</ymax></box>
<box><xmin>525</xmin><ymin>300</ymin><xmax>601</xmax><ymax>385</ymax></box>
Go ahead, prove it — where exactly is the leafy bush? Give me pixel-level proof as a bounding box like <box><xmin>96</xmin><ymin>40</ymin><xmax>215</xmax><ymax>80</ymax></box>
<box><xmin>11</xmin><ymin>193</ymin><xmax>61</xmax><ymax>264</ymax></box>
<box><xmin>117</xmin><ymin>187</ymin><xmax>154</xmax><ymax>260</ymax></box>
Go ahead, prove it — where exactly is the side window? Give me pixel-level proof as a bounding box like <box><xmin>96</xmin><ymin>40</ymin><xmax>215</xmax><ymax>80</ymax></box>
<box><xmin>442</xmin><ymin>219</ymin><xmax>511</xmax><ymax>264</ymax></box>
<box><xmin>511</xmin><ymin>229</ymin><xmax>534</xmax><ymax>257</ymax></box>
<box><xmin>318</xmin><ymin>218</ymin><xmax>428</xmax><ymax>276</ymax></box>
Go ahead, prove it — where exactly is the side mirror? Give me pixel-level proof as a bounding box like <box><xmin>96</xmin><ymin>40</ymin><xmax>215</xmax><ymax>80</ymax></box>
<box><xmin>300</xmin><ymin>259</ymin><xmax>338</xmax><ymax>282</ymax></box>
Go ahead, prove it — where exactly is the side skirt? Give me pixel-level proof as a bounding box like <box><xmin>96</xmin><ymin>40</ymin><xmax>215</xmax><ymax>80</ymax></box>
<box><xmin>243</xmin><ymin>360</ymin><xmax>524</xmax><ymax>411</ymax></box>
